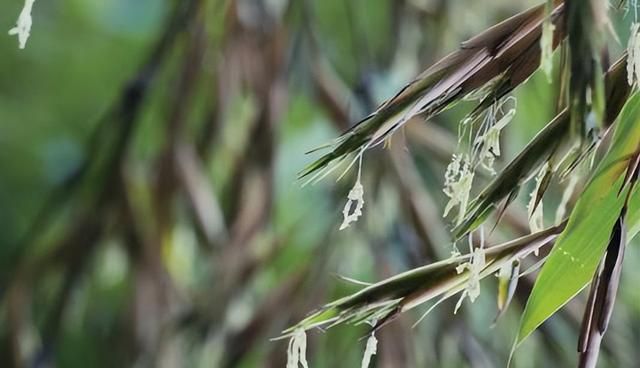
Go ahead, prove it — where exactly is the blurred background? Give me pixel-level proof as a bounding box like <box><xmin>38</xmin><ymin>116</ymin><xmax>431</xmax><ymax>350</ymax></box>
<box><xmin>1</xmin><ymin>0</ymin><xmax>639</xmax><ymax>367</ymax></box>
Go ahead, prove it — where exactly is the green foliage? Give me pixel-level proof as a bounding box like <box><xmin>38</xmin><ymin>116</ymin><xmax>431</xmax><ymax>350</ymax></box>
<box><xmin>517</xmin><ymin>92</ymin><xmax>640</xmax><ymax>345</ymax></box>
<box><xmin>3</xmin><ymin>0</ymin><xmax>640</xmax><ymax>367</ymax></box>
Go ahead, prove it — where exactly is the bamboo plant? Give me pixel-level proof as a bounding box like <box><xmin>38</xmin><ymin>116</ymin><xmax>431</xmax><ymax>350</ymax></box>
<box><xmin>286</xmin><ymin>1</ymin><xmax>640</xmax><ymax>367</ymax></box>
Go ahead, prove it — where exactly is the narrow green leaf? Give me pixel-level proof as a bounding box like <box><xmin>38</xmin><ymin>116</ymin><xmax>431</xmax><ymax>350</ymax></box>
<box><xmin>516</xmin><ymin>92</ymin><xmax>640</xmax><ymax>345</ymax></box>
<box><xmin>626</xmin><ymin>185</ymin><xmax>640</xmax><ymax>240</ymax></box>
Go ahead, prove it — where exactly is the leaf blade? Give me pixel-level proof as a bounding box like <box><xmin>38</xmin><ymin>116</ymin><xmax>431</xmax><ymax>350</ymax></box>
<box><xmin>516</xmin><ymin>92</ymin><xmax>640</xmax><ymax>345</ymax></box>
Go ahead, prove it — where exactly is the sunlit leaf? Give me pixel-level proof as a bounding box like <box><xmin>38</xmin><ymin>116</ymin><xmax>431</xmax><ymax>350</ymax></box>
<box><xmin>626</xmin><ymin>185</ymin><xmax>640</xmax><ymax>240</ymax></box>
<box><xmin>516</xmin><ymin>92</ymin><xmax>640</xmax><ymax>346</ymax></box>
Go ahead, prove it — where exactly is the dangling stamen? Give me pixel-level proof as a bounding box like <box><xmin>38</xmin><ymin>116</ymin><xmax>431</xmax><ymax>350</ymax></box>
<box><xmin>9</xmin><ymin>0</ymin><xmax>35</xmax><ymax>49</ymax></box>
<box><xmin>286</xmin><ymin>328</ymin><xmax>309</xmax><ymax>368</ymax></box>
<box><xmin>627</xmin><ymin>22</ymin><xmax>640</xmax><ymax>88</ymax></box>
<box><xmin>454</xmin><ymin>228</ymin><xmax>486</xmax><ymax>313</ymax></box>
<box><xmin>443</xmin><ymin>154</ymin><xmax>474</xmax><ymax>226</ymax></box>
<box><xmin>474</xmin><ymin>107</ymin><xmax>516</xmax><ymax>174</ymax></box>
<box><xmin>360</xmin><ymin>332</ymin><xmax>378</xmax><ymax>368</ymax></box>
<box><xmin>340</xmin><ymin>151</ymin><xmax>365</xmax><ymax>230</ymax></box>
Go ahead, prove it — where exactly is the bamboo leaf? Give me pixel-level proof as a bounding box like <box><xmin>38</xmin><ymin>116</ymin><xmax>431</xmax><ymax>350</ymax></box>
<box><xmin>516</xmin><ymin>92</ymin><xmax>640</xmax><ymax>346</ymax></box>
<box><xmin>300</xmin><ymin>2</ymin><xmax>567</xmax><ymax>179</ymax></box>
<box><xmin>283</xmin><ymin>225</ymin><xmax>563</xmax><ymax>336</ymax></box>
<box><xmin>627</xmin><ymin>186</ymin><xmax>640</xmax><ymax>240</ymax></box>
